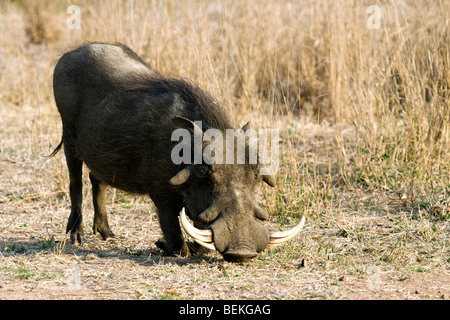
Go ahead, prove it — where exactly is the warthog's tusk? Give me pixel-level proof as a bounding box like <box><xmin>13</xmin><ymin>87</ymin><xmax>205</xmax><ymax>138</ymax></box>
<box><xmin>267</xmin><ymin>215</ymin><xmax>306</xmax><ymax>248</ymax></box>
<box><xmin>179</xmin><ymin>208</ymin><xmax>216</xmax><ymax>251</ymax></box>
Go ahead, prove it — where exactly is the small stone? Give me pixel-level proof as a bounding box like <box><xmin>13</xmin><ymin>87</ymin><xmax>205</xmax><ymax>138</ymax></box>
<box><xmin>134</xmin><ymin>289</ymin><xmax>144</xmax><ymax>299</ymax></box>
<box><xmin>298</xmin><ymin>259</ymin><xmax>306</xmax><ymax>268</ymax></box>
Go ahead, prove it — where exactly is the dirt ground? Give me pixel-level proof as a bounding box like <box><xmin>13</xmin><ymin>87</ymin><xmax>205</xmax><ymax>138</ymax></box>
<box><xmin>1</xmin><ymin>136</ymin><xmax>448</xmax><ymax>301</ymax></box>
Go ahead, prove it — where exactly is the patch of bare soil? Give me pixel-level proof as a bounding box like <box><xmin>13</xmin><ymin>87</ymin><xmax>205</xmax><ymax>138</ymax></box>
<box><xmin>1</xmin><ymin>141</ymin><xmax>448</xmax><ymax>301</ymax></box>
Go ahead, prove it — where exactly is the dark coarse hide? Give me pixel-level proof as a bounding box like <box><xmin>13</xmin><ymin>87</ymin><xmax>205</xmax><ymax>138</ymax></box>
<box><xmin>51</xmin><ymin>43</ymin><xmax>303</xmax><ymax>262</ymax></box>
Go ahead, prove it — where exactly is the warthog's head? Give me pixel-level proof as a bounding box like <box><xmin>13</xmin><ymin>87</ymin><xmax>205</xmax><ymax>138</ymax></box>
<box><xmin>170</xmin><ymin>117</ymin><xmax>305</xmax><ymax>262</ymax></box>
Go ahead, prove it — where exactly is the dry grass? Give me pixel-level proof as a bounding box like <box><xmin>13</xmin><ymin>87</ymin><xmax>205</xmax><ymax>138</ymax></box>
<box><xmin>0</xmin><ymin>0</ymin><xmax>449</xmax><ymax>300</ymax></box>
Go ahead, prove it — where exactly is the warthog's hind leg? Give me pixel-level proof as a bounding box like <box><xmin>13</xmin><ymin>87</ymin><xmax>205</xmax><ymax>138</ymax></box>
<box><xmin>90</xmin><ymin>173</ymin><xmax>115</xmax><ymax>240</ymax></box>
<box><xmin>64</xmin><ymin>142</ymin><xmax>84</xmax><ymax>245</ymax></box>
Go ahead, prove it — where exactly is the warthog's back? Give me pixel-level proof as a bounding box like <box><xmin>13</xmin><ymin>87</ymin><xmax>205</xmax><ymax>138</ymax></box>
<box><xmin>86</xmin><ymin>43</ymin><xmax>150</xmax><ymax>74</ymax></box>
<box><xmin>54</xmin><ymin>43</ymin><xmax>156</xmax><ymax>101</ymax></box>
<box><xmin>52</xmin><ymin>42</ymin><xmax>231</xmax><ymax>194</ymax></box>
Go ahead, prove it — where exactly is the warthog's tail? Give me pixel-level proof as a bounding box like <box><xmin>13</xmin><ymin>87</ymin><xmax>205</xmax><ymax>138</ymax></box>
<box><xmin>47</xmin><ymin>138</ymin><xmax>63</xmax><ymax>158</ymax></box>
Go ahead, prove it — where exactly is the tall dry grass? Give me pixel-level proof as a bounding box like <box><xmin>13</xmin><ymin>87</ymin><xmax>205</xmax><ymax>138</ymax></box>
<box><xmin>1</xmin><ymin>0</ymin><xmax>449</xmax><ymax>212</ymax></box>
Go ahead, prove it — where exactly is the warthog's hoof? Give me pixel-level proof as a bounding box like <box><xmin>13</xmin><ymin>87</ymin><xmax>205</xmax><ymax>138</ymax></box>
<box><xmin>93</xmin><ymin>222</ymin><xmax>115</xmax><ymax>240</ymax></box>
<box><xmin>155</xmin><ymin>238</ymin><xmax>190</xmax><ymax>257</ymax></box>
<box><xmin>68</xmin><ymin>230</ymin><xmax>83</xmax><ymax>245</ymax></box>
<box><xmin>67</xmin><ymin>220</ymin><xmax>84</xmax><ymax>245</ymax></box>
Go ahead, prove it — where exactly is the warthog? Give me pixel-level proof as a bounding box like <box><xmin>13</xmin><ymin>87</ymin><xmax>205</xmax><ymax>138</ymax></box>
<box><xmin>50</xmin><ymin>43</ymin><xmax>304</xmax><ymax>262</ymax></box>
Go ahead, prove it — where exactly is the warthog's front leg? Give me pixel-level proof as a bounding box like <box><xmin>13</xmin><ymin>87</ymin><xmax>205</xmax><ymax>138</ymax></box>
<box><xmin>153</xmin><ymin>197</ymin><xmax>189</xmax><ymax>256</ymax></box>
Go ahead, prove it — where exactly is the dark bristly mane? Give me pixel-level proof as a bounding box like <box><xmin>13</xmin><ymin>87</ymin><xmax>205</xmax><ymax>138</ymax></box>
<box><xmin>119</xmin><ymin>74</ymin><xmax>231</xmax><ymax>131</ymax></box>
<box><xmin>93</xmin><ymin>43</ymin><xmax>231</xmax><ymax>130</ymax></box>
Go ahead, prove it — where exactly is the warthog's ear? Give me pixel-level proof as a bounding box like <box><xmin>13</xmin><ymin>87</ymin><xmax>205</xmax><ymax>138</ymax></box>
<box><xmin>240</xmin><ymin>121</ymin><xmax>251</xmax><ymax>133</ymax></box>
<box><xmin>261</xmin><ymin>174</ymin><xmax>276</xmax><ymax>187</ymax></box>
<box><xmin>172</xmin><ymin>116</ymin><xmax>203</xmax><ymax>136</ymax></box>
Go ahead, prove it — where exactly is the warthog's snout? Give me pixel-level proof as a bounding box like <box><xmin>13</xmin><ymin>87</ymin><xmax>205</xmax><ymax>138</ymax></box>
<box><xmin>222</xmin><ymin>248</ymin><xmax>258</xmax><ymax>263</ymax></box>
<box><xmin>179</xmin><ymin>208</ymin><xmax>305</xmax><ymax>261</ymax></box>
